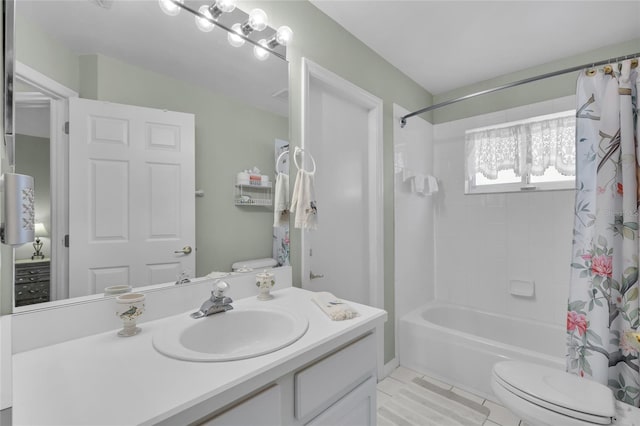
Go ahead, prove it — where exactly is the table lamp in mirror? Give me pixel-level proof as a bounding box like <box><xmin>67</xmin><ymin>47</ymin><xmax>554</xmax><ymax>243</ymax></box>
<box><xmin>32</xmin><ymin>222</ymin><xmax>48</xmax><ymax>260</ymax></box>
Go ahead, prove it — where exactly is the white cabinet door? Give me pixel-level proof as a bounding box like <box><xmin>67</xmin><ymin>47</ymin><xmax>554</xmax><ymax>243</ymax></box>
<box><xmin>306</xmin><ymin>376</ymin><xmax>376</xmax><ymax>426</ymax></box>
<box><xmin>295</xmin><ymin>333</ymin><xmax>376</xmax><ymax>420</ymax></box>
<box><xmin>68</xmin><ymin>98</ymin><xmax>195</xmax><ymax>296</ymax></box>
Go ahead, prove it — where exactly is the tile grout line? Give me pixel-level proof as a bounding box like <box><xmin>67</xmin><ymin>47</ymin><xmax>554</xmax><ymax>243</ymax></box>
<box><xmin>378</xmin><ymin>388</ymin><xmax>393</xmax><ymax>397</ymax></box>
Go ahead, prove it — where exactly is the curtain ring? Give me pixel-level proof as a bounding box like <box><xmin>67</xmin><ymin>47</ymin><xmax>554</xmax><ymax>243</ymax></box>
<box><xmin>585</xmin><ymin>69</ymin><xmax>597</xmax><ymax>76</ymax></box>
<box><xmin>603</xmin><ymin>65</ymin><xmax>613</xmax><ymax>75</ymax></box>
<box><xmin>631</xmin><ymin>59</ymin><xmax>638</xmax><ymax>69</ymax></box>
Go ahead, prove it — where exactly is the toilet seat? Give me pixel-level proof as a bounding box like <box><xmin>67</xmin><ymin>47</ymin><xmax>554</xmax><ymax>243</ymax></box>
<box><xmin>492</xmin><ymin>361</ymin><xmax>616</xmax><ymax>425</ymax></box>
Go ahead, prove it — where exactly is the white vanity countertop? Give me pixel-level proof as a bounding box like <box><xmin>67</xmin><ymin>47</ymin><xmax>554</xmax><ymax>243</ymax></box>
<box><xmin>12</xmin><ymin>287</ymin><xmax>386</xmax><ymax>426</ymax></box>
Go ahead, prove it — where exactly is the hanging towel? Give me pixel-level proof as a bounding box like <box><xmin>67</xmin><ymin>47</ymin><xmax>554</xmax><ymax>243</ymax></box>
<box><xmin>402</xmin><ymin>167</ymin><xmax>415</xmax><ymax>182</ymax></box>
<box><xmin>273</xmin><ymin>172</ymin><xmax>290</xmax><ymax>227</ymax></box>
<box><xmin>427</xmin><ymin>175</ymin><xmax>439</xmax><ymax>194</ymax></box>
<box><xmin>394</xmin><ymin>151</ymin><xmax>406</xmax><ymax>175</ymax></box>
<box><xmin>311</xmin><ymin>291</ymin><xmax>359</xmax><ymax>321</ymax></box>
<box><xmin>412</xmin><ymin>174</ymin><xmax>427</xmax><ymax>195</ymax></box>
<box><xmin>290</xmin><ymin>169</ymin><xmax>318</xmax><ymax>230</ymax></box>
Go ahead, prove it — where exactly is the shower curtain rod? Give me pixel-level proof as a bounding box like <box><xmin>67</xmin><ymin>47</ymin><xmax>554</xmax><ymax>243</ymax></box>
<box><xmin>400</xmin><ymin>51</ymin><xmax>640</xmax><ymax>128</ymax></box>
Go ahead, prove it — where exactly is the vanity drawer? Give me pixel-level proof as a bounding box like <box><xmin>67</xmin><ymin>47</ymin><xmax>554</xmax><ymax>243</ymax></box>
<box><xmin>15</xmin><ymin>282</ymin><xmax>50</xmax><ymax>306</ymax></box>
<box><xmin>15</xmin><ymin>264</ymin><xmax>50</xmax><ymax>278</ymax></box>
<box><xmin>15</xmin><ymin>260</ymin><xmax>51</xmax><ymax>306</ymax></box>
<box><xmin>16</xmin><ymin>273</ymin><xmax>49</xmax><ymax>284</ymax></box>
<box><xmin>306</xmin><ymin>376</ymin><xmax>376</xmax><ymax>426</ymax></box>
<box><xmin>294</xmin><ymin>332</ymin><xmax>376</xmax><ymax>421</ymax></box>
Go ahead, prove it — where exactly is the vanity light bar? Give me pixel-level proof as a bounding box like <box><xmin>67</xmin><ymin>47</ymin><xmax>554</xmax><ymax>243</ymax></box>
<box><xmin>158</xmin><ymin>0</ymin><xmax>291</xmax><ymax>62</ymax></box>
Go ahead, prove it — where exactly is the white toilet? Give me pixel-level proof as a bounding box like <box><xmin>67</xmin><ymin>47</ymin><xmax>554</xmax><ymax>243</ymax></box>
<box><xmin>491</xmin><ymin>361</ymin><xmax>635</xmax><ymax>426</ymax></box>
<box><xmin>231</xmin><ymin>257</ymin><xmax>278</xmax><ymax>272</ymax></box>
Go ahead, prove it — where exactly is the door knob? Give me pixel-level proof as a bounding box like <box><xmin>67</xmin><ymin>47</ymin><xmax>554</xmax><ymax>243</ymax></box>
<box><xmin>174</xmin><ymin>246</ymin><xmax>192</xmax><ymax>255</ymax></box>
<box><xmin>310</xmin><ymin>271</ymin><xmax>324</xmax><ymax>280</ymax></box>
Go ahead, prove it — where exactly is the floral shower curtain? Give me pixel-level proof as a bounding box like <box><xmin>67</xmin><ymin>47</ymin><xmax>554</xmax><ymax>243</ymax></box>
<box><xmin>568</xmin><ymin>60</ymin><xmax>639</xmax><ymax>405</ymax></box>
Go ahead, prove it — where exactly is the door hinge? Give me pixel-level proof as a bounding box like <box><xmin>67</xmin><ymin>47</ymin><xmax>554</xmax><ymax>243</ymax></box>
<box><xmin>64</xmin><ymin>234</ymin><xmax>69</xmax><ymax>247</ymax></box>
<box><xmin>64</xmin><ymin>121</ymin><xmax>69</xmax><ymax>135</ymax></box>
<box><xmin>309</xmin><ymin>248</ymin><xmax>313</xmax><ymax>256</ymax></box>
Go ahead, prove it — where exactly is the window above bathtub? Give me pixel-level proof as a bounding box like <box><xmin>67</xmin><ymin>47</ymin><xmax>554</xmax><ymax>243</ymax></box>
<box><xmin>465</xmin><ymin>110</ymin><xmax>576</xmax><ymax>194</ymax></box>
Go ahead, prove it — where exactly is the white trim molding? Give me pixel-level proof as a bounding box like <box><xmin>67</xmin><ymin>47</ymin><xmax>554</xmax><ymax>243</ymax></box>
<box><xmin>15</xmin><ymin>61</ymin><xmax>77</xmax><ymax>302</ymax></box>
<box><xmin>382</xmin><ymin>357</ymin><xmax>400</xmax><ymax>380</ymax></box>
<box><xmin>15</xmin><ymin>61</ymin><xmax>78</xmax><ymax>100</ymax></box>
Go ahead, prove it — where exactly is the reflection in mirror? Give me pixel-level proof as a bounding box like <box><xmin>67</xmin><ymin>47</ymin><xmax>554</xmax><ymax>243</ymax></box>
<box><xmin>273</xmin><ymin>139</ymin><xmax>290</xmax><ymax>267</ymax></box>
<box><xmin>12</xmin><ymin>0</ymin><xmax>290</xmax><ymax>309</ymax></box>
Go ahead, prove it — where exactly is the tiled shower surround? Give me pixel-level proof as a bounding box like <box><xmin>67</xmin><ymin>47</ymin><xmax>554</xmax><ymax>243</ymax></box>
<box><xmin>432</xmin><ymin>95</ymin><xmax>576</xmax><ymax>327</ymax></box>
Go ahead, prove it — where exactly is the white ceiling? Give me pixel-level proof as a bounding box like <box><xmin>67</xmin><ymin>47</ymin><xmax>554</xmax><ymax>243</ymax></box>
<box><xmin>310</xmin><ymin>0</ymin><xmax>640</xmax><ymax>95</ymax></box>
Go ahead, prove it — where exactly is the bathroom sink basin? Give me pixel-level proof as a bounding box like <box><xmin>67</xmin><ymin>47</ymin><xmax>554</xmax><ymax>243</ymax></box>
<box><xmin>152</xmin><ymin>307</ymin><xmax>309</xmax><ymax>362</ymax></box>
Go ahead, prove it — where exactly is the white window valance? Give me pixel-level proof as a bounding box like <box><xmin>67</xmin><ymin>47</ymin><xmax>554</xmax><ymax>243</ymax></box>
<box><xmin>465</xmin><ymin>110</ymin><xmax>576</xmax><ymax>180</ymax></box>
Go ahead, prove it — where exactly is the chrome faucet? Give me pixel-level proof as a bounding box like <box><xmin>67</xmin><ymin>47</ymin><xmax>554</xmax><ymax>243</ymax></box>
<box><xmin>190</xmin><ymin>280</ymin><xmax>233</xmax><ymax>319</ymax></box>
<box><xmin>175</xmin><ymin>270</ymin><xmax>191</xmax><ymax>285</ymax></box>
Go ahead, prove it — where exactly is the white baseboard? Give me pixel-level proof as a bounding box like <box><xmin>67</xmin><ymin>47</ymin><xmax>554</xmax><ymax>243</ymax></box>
<box><xmin>381</xmin><ymin>357</ymin><xmax>399</xmax><ymax>379</ymax></box>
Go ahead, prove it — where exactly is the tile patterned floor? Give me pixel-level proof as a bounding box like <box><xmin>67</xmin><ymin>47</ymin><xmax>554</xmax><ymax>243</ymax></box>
<box><xmin>378</xmin><ymin>367</ymin><xmax>525</xmax><ymax>426</ymax></box>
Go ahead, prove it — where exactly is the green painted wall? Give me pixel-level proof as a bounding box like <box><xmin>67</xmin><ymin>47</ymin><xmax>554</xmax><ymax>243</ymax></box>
<box><xmin>431</xmin><ymin>38</ymin><xmax>640</xmax><ymax>124</ymax></box>
<box><xmin>15</xmin><ymin>14</ymin><xmax>79</xmax><ymax>93</ymax></box>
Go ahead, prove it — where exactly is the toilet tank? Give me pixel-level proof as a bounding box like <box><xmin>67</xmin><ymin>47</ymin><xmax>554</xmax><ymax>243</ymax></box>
<box><xmin>232</xmin><ymin>258</ymin><xmax>278</xmax><ymax>272</ymax></box>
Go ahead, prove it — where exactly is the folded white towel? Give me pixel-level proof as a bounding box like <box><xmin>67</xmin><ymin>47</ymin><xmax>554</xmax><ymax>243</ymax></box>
<box><xmin>273</xmin><ymin>173</ymin><xmax>290</xmax><ymax>227</ymax></box>
<box><xmin>290</xmin><ymin>169</ymin><xmax>318</xmax><ymax>230</ymax></box>
<box><xmin>311</xmin><ymin>291</ymin><xmax>359</xmax><ymax>321</ymax></box>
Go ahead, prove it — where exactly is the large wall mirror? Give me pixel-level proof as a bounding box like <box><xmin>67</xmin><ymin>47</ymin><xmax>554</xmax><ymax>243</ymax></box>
<box><xmin>10</xmin><ymin>0</ymin><xmax>290</xmax><ymax>309</ymax></box>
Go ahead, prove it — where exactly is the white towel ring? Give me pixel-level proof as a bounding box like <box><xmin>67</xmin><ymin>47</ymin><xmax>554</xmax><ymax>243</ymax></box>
<box><xmin>294</xmin><ymin>147</ymin><xmax>316</xmax><ymax>173</ymax></box>
<box><xmin>275</xmin><ymin>150</ymin><xmax>289</xmax><ymax>174</ymax></box>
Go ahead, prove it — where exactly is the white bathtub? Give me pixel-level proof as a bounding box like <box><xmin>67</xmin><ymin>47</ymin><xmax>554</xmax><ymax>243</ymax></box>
<box><xmin>399</xmin><ymin>302</ymin><xmax>566</xmax><ymax>399</ymax></box>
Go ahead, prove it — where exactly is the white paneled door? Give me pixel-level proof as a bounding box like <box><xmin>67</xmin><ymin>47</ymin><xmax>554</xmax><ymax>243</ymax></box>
<box><xmin>304</xmin><ymin>78</ymin><xmax>370</xmax><ymax>303</ymax></box>
<box><xmin>68</xmin><ymin>98</ymin><xmax>195</xmax><ymax>297</ymax></box>
<box><xmin>301</xmin><ymin>60</ymin><xmax>384</xmax><ymax>375</ymax></box>
<box><xmin>301</xmin><ymin>60</ymin><xmax>384</xmax><ymax>309</ymax></box>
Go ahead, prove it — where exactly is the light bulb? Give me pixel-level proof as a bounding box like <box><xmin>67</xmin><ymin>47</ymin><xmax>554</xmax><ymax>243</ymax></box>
<box><xmin>158</xmin><ymin>0</ymin><xmax>183</xmax><ymax>16</ymax></box>
<box><xmin>248</xmin><ymin>8</ymin><xmax>268</xmax><ymax>31</ymax></box>
<box><xmin>215</xmin><ymin>0</ymin><xmax>236</xmax><ymax>13</ymax></box>
<box><xmin>253</xmin><ymin>39</ymin><xmax>270</xmax><ymax>61</ymax></box>
<box><xmin>195</xmin><ymin>5</ymin><xmax>215</xmax><ymax>32</ymax></box>
<box><xmin>209</xmin><ymin>0</ymin><xmax>236</xmax><ymax>19</ymax></box>
<box><xmin>275</xmin><ymin>26</ymin><xmax>293</xmax><ymax>46</ymax></box>
<box><xmin>228</xmin><ymin>23</ymin><xmax>245</xmax><ymax>47</ymax></box>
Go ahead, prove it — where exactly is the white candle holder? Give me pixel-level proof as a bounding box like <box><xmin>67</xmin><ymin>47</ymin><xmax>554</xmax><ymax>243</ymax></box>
<box><xmin>115</xmin><ymin>293</ymin><xmax>145</xmax><ymax>337</ymax></box>
<box><xmin>256</xmin><ymin>271</ymin><xmax>275</xmax><ymax>300</ymax></box>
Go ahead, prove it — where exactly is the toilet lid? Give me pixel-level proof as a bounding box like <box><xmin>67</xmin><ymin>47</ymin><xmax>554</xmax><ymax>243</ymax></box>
<box><xmin>493</xmin><ymin>361</ymin><xmax>616</xmax><ymax>423</ymax></box>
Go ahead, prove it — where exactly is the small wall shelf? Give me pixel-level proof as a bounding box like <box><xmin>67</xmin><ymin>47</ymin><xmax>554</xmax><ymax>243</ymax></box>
<box><xmin>234</xmin><ymin>182</ymin><xmax>272</xmax><ymax>207</ymax></box>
